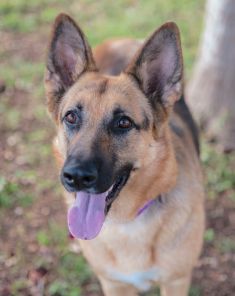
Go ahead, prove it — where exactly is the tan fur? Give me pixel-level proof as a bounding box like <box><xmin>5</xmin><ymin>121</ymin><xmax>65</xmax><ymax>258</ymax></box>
<box><xmin>46</xmin><ymin>14</ymin><xmax>205</xmax><ymax>296</ymax></box>
<box><xmin>93</xmin><ymin>39</ymin><xmax>142</xmax><ymax>75</ymax></box>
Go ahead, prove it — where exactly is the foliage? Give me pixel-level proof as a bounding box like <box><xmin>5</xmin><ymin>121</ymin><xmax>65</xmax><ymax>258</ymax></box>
<box><xmin>0</xmin><ymin>1</ymin><xmax>234</xmax><ymax>295</ymax></box>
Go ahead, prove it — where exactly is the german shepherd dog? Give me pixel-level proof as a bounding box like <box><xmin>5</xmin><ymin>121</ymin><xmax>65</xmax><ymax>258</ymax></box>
<box><xmin>45</xmin><ymin>14</ymin><xmax>205</xmax><ymax>296</ymax></box>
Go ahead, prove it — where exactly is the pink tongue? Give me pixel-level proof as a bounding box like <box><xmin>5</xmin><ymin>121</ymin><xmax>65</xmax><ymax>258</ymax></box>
<box><xmin>68</xmin><ymin>191</ymin><xmax>108</xmax><ymax>240</ymax></box>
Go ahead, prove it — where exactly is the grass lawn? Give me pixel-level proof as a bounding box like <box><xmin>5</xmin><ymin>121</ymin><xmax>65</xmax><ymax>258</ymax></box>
<box><xmin>0</xmin><ymin>1</ymin><xmax>234</xmax><ymax>295</ymax></box>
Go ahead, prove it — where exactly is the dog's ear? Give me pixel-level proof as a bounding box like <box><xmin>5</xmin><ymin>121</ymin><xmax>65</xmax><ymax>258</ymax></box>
<box><xmin>126</xmin><ymin>22</ymin><xmax>183</xmax><ymax>109</ymax></box>
<box><xmin>45</xmin><ymin>13</ymin><xmax>97</xmax><ymax>120</ymax></box>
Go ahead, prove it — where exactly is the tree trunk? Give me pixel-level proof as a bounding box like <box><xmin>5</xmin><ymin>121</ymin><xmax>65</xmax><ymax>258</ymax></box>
<box><xmin>187</xmin><ymin>0</ymin><xmax>235</xmax><ymax>152</ymax></box>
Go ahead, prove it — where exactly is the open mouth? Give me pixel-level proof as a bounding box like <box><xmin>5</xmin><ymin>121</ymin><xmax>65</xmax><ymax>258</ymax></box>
<box><xmin>67</xmin><ymin>171</ymin><xmax>130</xmax><ymax>240</ymax></box>
<box><xmin>105</xmin><ymin>173</ymin><xmax>130</xmax><ymax>214</ymax></box>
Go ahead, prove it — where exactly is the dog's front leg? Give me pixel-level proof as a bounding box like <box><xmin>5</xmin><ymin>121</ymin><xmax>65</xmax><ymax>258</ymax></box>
<box><xmin>160</xmin><ymin>275</ymin><xmax>191</xmax><ymax>296</ymax></box>
<box><xmin>99</xmin><ymin>276</ymin><xmax>138</xmax><ymax>296</ymax></box>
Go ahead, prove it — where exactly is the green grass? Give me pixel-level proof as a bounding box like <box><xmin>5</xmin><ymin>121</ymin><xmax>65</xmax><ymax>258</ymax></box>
<box><xmin>0</xmin><ymin>177</ymin><xmax>33</xmax><ymax>209</ymax></box>
<box><xmin>204</xmin><ymin>228</ymin><xmax>215</xmax><ymax>243</ymax></box>
<box><xmin>59</xmin><ymin>253</ymin><xmax>92</xmax><ymax>284</ymax></box>
<box><xmin>11</xmin><ymin>279</ymin><xmax>29</xmax><ymax>295</ymax></box>
<box><xmin>0</xmin><ymin>61</ymin><xmax>44</xmax><ymax>88</ymax></box>
<box><xmin>0</xmin><ymin>0</ymin><xmax>204</xmax><ymax>75</ymax></box>
<box><xmin>36</xmin><ymin>230</ymin><xmax>51</xmax><ymax>246</ymax></box>
<box><xmin>217</xmin><ymin>238</ymin><xmax>235</xmax><ymax>254</ymax></box>
<box><xmin>2</xmin><ymin>108</ymin><xmax>21</xmax><ymax>129</ymax></box>
<box><xmin>1</xmin><ymin>1</ymin><xmax>234</xmax><ymax>296</ymax></box>
<box><xmin>0</xmin><ymin>0</ymin><xmax>67</xmax><ymax>32</ymax></box>
<box><xmin>48</xmin><ymin>280</ymin><xmax>81</xmax><ymax>296</ymax></box>
<box><xmin>201</xmin><ymin>140</ymin><xmax>235</xmax><ymax>200</ymax></box>
<box><xmin>189</xmin><ymin>286</ymin><xmax>202</xmax><ymax>296</ymax></box>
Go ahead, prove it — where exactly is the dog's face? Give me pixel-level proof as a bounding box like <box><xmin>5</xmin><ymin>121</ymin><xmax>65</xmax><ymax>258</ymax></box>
<box><xmin>45</xmin><ymin>14</ymin><xmax>182</xmax><ymax>239</ymax></box>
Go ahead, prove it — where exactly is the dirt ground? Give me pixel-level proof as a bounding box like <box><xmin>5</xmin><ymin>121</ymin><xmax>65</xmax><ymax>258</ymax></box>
<box><xmin>0</xmin><ymin>21</ymin><xmax>235</xmax><ymax>296</ymax></box>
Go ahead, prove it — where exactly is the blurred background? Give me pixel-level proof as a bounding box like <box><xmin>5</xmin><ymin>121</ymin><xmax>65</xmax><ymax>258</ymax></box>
<box><xmin>0</xmin><ymin>0</ymin><xmax>234</xmax><ymax>295</ymax></box>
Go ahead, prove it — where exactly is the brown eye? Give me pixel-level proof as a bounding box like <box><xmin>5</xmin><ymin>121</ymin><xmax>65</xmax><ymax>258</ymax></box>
<box><xmin>117</xmin><ymin>117</ymin><xmax>133</xmax><ymax>129</ymax></box>
<box><xmin>64</xmin><ymin>111</ymin><xmax>79</xmax><ymax>125</ymax></box>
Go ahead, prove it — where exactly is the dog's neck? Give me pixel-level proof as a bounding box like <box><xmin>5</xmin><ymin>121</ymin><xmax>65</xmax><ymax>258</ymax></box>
<box><xmin>137</xmin><ymin>195</ymin><xmax>163</xmax><ymax>216</ymax></box>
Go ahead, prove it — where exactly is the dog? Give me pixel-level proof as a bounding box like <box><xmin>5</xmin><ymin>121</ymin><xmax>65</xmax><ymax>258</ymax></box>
<box><xmin>45</xmin><ymin>13</ymin><xmax>205</xmax><ymax>296</ymax></box>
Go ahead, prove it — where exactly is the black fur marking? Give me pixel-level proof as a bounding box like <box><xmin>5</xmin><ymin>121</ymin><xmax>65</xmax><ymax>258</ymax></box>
<box><xmin>174</xmin><ymin>95</ymin><xmax>200</xmax><ymax>155</ymax></box>
<box><xmin>98</xmin><ymin>79</ymin><xmax>108</xmax><ymax>95</ymax></box>
<box><xmin>169</xmin><ymin>121</ymin><xmax>184</xmax><ymax>138</ymax></box>
<box><xmin>141</xmin><ymin>113</ymin><xmax>150</xmax><ymax>130</ymax></box>
<box><xmin>88</xmin><ymin>136</ymin><xmax>117</xmax><ymax>193</ymax></box>
<box><xmin>112</xmin><ymin>107</ymin><xmax>125</xmax><ymax>117</ymax></box>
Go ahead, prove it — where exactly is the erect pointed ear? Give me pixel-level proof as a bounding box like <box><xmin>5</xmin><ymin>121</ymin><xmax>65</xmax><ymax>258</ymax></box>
<box><xmin>45</xmin><ymin>13</ymin><xmax>97</xmax><ymax>120</ymax></box>
<box><xmin>125</xmin><ymin>22</ymin><xmax>183</xmax><ymax>109</ymax></box>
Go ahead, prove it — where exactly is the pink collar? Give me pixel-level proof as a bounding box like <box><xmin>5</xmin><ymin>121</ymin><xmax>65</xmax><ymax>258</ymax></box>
<box><xmin>137</xmin><ymin>195</ymin><xmax>163</xmax><ymax>216</ymax></box>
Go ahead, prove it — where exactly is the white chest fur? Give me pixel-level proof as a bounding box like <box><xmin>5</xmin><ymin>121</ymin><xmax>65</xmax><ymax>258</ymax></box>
<box><xmin>101</xmin><ymin>210</ymin><xmax>165</xmax><ymax>291</ymax></box>
<box><xmin>107</xmin><ymin>267</ymin><xmax>162</xmax><ymax>291</ymax></box>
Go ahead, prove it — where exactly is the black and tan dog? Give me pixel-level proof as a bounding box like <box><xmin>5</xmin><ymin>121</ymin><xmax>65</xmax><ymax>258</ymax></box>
<box><xmin>45</xmin><ymin>14</ymin><xmax>205</xmax><ymax>296</ymax></box>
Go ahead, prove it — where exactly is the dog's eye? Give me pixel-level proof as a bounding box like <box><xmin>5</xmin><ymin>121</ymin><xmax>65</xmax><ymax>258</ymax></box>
<box><xmin>115</xmin><ymin>116</ymin><xmax>133</xmax><ymax>131</ymax></box>
<box><xmin>64</xmin><ymin>111</ymin><xmax>80</xmax><ymax>126</ymax></box>
<box><xmin>118</xmin><ymin>117</ymin><xmax>132</xmax><ymax>129</ymax></box>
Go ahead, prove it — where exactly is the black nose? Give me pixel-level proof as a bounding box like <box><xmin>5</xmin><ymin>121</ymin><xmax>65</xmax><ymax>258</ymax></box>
<box><xmin>62</xmin><ymin>162</ymin><xmax>98</xmax><ymax>192</ymax></box>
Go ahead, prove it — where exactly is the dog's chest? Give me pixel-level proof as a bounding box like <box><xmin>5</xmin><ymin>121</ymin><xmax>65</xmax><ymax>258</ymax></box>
<box><xmin>108</xmin><ymin>267</ymin><xmax>162</xmax><ymax>291</ymax></box>
<box><xmin>80</xmin><ymin>207</ymin><xmax>168</xmax><ymax>290</ymax></box>
<box><xmin>100</xmin><ymin>214</ymin><xmax>165</xmax><ymax>290</ymax></box>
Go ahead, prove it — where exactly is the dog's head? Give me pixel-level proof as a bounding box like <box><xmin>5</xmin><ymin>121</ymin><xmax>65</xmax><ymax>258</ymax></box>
<box><xmin>45</xmin><ymin>14</ymin><xmax>183</xmax><ymax>239</ymax></box>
